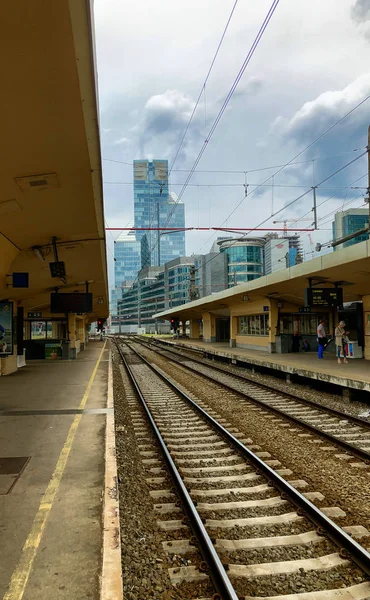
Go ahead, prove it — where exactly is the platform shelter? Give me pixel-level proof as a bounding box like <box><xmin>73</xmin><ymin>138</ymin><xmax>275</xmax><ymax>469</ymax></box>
<box><xmin>154</xmin><ymin>240</ymin><xmax>370</xmax><ymax>360</ymax></box>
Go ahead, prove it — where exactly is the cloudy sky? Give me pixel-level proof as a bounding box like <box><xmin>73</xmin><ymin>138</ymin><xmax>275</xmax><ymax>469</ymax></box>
<box><xmin>94</xmin><ymin>0</ymin><xmax>370</xmax><ymax>287</ymax></box>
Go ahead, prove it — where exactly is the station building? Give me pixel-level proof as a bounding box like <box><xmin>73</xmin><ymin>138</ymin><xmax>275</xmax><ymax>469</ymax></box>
<box><xmin>154</xmin><ymin>239</ymin><xmax>370</xmax><ymax>361</ymax></box>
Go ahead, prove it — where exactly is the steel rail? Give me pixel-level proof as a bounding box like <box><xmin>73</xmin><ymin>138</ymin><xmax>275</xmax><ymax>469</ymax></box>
<box><xmin>118</xmin><ymin>339</ymin><xmax>370</xmax><ymax>577</ymax></box>
<box><xmin>151</xmin><ymin>337</ymin><xmax>370</xmax><ymax>430</ymax></box>
<box><xmin>115</xmin><ymin>340</ymin><xmax>238</xmax><ymax>600</ymax></box>
<box><xmin>139</xmin><ymin>338</ymin><xmax>370</xmax><ymax>463</ymax></box>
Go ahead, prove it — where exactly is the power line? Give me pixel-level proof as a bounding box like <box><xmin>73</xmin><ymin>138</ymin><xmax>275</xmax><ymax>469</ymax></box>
<box><xmin>196</xmin><ymin>94</ymin><xmax>370</xmax><ymax>253</ymax></box>
<box><xmin>169</xmin><ymin>0</ymin><xmax>240</xmax><ymax>175</ymax></box>
<box><xmin>144</xmin><ymin>0</ymin><xmax>280</xmax><ymax>269</ymax></box>
<box><xmin>103</xmin><ymin>180</ymin><xmax>366</xmax><ymax>190</ymax></box>
<box><xmin>102</xmin><ymin>147</ymin><xmax>365</xmax><ymax>172</ymax></box>
<box><xmin>169</xmin><ymin>0</ymin><xmax>280</xmax><ymax>211</ymax></box>
<box><xmin>289</xmin><ymin>173</ymin><xmax>368</xmax><ymax>228</ymax></box>
<box><xmin>193</xmin><ymin>150</ymin><xmax>367</xmax><ymax>275</ymax></box>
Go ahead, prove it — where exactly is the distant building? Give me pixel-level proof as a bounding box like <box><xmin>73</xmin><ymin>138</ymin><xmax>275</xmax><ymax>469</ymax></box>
<box><xmin>117</xmin><ymin>250</ymin><xmax>229</xmax><ymax>333</ymax></box>
<box><xmin>114</xmin><ymin>228</ymin><xmax>141</xmax><ymax>286</ymax></box>
<box><xmin>264</xmin><ymin>238</ymin><xmax>290</xmax><ymax>274</ymax></box>
<box><xmin>110</xmin><ymin>286</ymin><xmax>122</xmax><ymax>318</ymax></box>
<box><xmin>332</xmin><ymin>208</ymin><xmax>369</xmax><ymax>251</ymax></box>
<box><xmin>264</xmin><ymin>234</ymin><xmax>303</xmax><ymax>275</ymax></box>
<box><xmin>133</xmin><ymin>160</ymin><xmax>185</xmax><ymax>266</ymax></box>
<box><xmin>217</xmin><ymin>238</ymin><xmax>265</xmax><ymax>286</ymax></box>
<box><xmin>194</xmin><ymin>252</ymin><xmax>228</xmax><ymax>297</ymax></box>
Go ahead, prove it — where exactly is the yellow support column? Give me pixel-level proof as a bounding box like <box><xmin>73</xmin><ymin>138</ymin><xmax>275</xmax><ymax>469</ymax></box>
<box><xmin>202</xmin><ymin>312</ymin><xmax>216</xmax><ymax>343</ymax></box>
<box><xmin>269</xmin><ymin>301</ymin><xmax>278</xmax><ymax>353</ymax></box>
<box><xmin>190</xmin><ymin>319</ymin><xmax>200</xmax><ymax>339</ymax></box>
<box><xmin>230</xmin><ymin>316</ymin><xmax>238</xmax><ymax>348</ymax></box>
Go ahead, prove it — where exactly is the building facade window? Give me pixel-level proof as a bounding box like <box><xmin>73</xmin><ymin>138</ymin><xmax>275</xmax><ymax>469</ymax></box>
<box><xmin>239</xmin><ymin>314</ymin><xmax>269</xmax><ymax>336</ymax></box>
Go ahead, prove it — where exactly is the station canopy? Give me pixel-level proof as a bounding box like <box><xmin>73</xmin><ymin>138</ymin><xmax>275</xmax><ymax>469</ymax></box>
<box><xmin>0</xmin><ymin>1</ymin><xmax>108</xmax><ymax>321</ymax></box>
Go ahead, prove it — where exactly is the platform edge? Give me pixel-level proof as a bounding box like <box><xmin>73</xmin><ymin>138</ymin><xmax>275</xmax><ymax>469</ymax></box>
<box><xmin>100</xmin><ymin>349</ymin><xmax>123</xmax><ymax>600</ymax></box>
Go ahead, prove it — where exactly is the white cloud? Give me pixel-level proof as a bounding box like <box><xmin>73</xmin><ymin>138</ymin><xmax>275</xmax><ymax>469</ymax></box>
<box><xmin>351</xmin><ymin>0</ymin><xmax>370</xmax><ymax>40</ymax></box>
<box><xmin>272</xmin><ymin>74</ymin><xmax>370</xmax><ymax>141</ymax></box>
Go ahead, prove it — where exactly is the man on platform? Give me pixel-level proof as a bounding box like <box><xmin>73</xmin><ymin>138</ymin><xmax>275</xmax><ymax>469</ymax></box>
<box><xmin>317</xmin><ymin>319</ymin><xmax>327</xmax><ymax>359</ymax></box>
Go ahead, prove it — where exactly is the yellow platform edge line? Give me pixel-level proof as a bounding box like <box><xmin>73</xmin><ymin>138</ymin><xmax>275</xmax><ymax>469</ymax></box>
<box><xmin>3</xmin><ymin>341</ymin><xmax>107</xmax><ymax>600</ymax></box>
<box><xmin>100</xmin><ymin>350</ymin><xmax>123</xmax><ymax>600</ymax></box>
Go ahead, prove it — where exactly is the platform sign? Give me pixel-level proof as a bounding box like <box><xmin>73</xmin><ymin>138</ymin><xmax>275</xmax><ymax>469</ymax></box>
<box><xmin>304</xmin><ymin>288</ymin><xmax>343</xmax><ymax>308</ymax></box>
<box><xmin>0</xmin><ymin>302</ymin><xmax>13</xmax><ymax>355</ymax></box>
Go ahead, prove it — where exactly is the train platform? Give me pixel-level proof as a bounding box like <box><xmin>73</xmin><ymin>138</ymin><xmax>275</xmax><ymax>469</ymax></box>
<box><xmin>159</xmin><ymin>338</ymin><xmax>370</xmax><ymax>398</ymax></box>
<box><xmin>0</xmin><ymin>341</ymin><xmax>122</xmax><ymax>600</ymax></box>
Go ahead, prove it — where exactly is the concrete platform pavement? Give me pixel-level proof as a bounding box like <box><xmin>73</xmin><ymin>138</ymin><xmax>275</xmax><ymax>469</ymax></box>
<box><xmin>160</xmin><ymin>338</ymin><xmax>370</xmax><ymax>396</ymax></box>
<box><xmin>0</xmin><ymin>341</ymin><xmax>122</xmax><ymax>600</ymax></box>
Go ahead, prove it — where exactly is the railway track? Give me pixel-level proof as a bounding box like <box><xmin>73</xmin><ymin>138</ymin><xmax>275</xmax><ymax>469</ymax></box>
<box><xmin>132</xmin><ymin>337</ymin><xmax>370</xmax><ymax>465</ymax></box>
<box><xmin>115</xmin><ymin>339</ymin><xmax>370</xmax><ymax>600</ymax></box>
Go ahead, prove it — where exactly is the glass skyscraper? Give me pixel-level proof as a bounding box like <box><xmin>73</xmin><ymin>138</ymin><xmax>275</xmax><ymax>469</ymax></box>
<box><xmin>133</xmin><ymin>159</ymin><xmax>185</xmax><ymax>266</ymax></box>
<box><xmin>114</xmin><ymin>228</ymin><xmax>141</xmax><ymax>285</ymax></box>
<box><xmin>111</xmin><ymin>227</ymin><xmax>141</xmax><ymax>316</ymax></box>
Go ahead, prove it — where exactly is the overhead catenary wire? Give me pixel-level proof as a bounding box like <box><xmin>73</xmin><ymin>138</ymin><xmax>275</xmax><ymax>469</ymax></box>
<box><xmin>288</xmin><ymin>173</ymin><xmax>369</xmax><ymax>228</ymax></box>
<box><xmin>124</xmin><ymin>0</ymin><xmax>280</xmax><ymax>292</ymax></box>
<box><xmin>196</xmin><ymin>94</ymin><xmax>370</xmax><ymax>254</ymax></box>
<box><xmin>143</xmin><ymin>0</ymin><xmax>280</xmax><ymax>268</ymax></box>
<box><xmin>191</xmin><ymin>150</ymin><xmax>368</xmax><ymax>279</ymax></box>
<box><xmin>103</xmin><ymin>146</ymin><xmax>365</xmax><ymax>172</ymax></box>
<box><xmin>169</xmin><ymin>0</ymin><xmax>240</xmax><ymax>175</ymax></box>
<box><xmin>167</xmin><ymin>0</ymin><xmax>280</xmax><ymax>212</ymax></box>
<box><xmin>103</xmin><ymin>180</ymin><xmax>367</xmax><ymax>190</ymax></box>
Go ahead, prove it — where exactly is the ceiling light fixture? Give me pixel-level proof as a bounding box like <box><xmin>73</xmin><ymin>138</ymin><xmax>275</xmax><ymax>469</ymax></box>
<box><xmin>32</xmin><ymin>247</ymin><xmax>45</xmax><ymax>262</ymax></box>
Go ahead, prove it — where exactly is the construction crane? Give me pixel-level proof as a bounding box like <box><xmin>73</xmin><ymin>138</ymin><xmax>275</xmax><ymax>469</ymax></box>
<box><xmin>273</xmin><ymin>219</ymin><xmax>313</xmax><ymax>236</ymax></box>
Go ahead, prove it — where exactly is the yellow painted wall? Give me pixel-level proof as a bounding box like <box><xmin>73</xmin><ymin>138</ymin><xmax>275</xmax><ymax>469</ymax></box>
<box><xmin>0</xmin><ymin>345</ymin><xmax>17</xmax><ymax>376</ymax></box>
<box><xmin>235</xmin><ymin>334</ymin><xmax>268</xmax><ymax>348</ymax></box>
<box><xmin>190</xmin><ymin>320</ymin><xmax>200</xmax><ymax>338</ymax></box>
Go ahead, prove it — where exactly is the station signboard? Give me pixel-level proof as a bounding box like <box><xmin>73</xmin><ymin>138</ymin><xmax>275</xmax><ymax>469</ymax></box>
<box><xmin>304</xmin><ymin>287</ymin><xmax>343</xmax><ymax>308</ymax></box>
<box><xmin>0</xmin><ymin>302</ymin><xmax>13</xmax><ymax>354</ymax></box>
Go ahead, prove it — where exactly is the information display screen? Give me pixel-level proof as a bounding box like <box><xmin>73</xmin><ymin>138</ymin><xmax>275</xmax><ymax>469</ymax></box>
<box><xmin>50</xmin><ymin>293</ymin><xmax>93</xmax><ymax>314</ymax></box>
<box><xmin>304</xmin><ymin>287</ymin><xmax>343</xmax><ymax>307</ymax></box>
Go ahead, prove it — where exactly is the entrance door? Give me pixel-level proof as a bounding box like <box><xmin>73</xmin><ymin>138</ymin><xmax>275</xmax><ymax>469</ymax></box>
<box><xmin>216</xmin><ymin>318</ymin><xmax>230</xmax><ymax>342</ymax></box>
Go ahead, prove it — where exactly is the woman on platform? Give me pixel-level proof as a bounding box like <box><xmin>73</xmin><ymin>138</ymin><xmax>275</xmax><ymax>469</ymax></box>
<box><xmin>335</xmin><ymin>320</ymin><xmax>349</xmax><ymax>365</ymax></box>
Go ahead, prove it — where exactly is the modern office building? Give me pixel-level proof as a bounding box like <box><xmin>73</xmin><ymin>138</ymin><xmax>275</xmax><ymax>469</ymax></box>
<box><xmin>117</xmin><ymin>266</ymin><xmax>166</xmax><ymax>333</ymax></box>
<box><xmin>133</xmin><ymin>160</ymin><xmax>185</xmax><ymax>267</ymax></box>
<box><xmin>110</xmin><ymin>227</ymin><xmax>141</xmax><ymax>319</ymax></box>
<box><xmin>218</xmin><ymin>238</ymin><xmax>265</xmax><ymax>286</ymax></box>
<box><xmin>332</xmin><ymin>208</ymin><xmax>369</xmax><ymax>251</ymax></box>
<box><xmin>117</xmin><ymin>251</ymin><xmax>229</xmax><ymax>333</ymax></box>
<box><xmin>194</xmin><ymin>252</ymin><xmax>228</xmax><ymax>297</ymax></box>
<box><xmin>114</xmin><ymin>228</ymin><xmax>141</xmax><ymax>285</ymax></box>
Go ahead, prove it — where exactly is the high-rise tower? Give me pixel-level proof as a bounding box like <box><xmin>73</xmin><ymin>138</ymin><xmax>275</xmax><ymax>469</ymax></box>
<box><xmin>133</xmin><ymin>159</ymin><xmax>185</xmax><ymax>266</ymax></box>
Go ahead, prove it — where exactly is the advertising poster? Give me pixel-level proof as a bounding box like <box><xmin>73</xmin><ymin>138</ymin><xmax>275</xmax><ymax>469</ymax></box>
<box><xmin>0</xmin><ymin>302</ymin><xmax>13</xmax><ymax>355</ymax></box>
<box><xmin>45</xmin><ymin>343</ymin><xmax>62</xmax><ymax>359</ymax></box>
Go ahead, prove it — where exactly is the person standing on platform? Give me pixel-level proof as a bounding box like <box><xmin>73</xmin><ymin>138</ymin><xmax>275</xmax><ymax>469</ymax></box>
<box><xmin>335</xmin><ymin>320</ymin><xmax>349</xmax><ymax>364</ymax></box>
<box><xmin>291</xmin><ymin>330</ymin><xmax>301</xmax><ymax>352</ymax></box>
<box><xmin>317</xmin><ymin>319</ymin><xmax>327</xmax><ymax>359</ymax></box>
